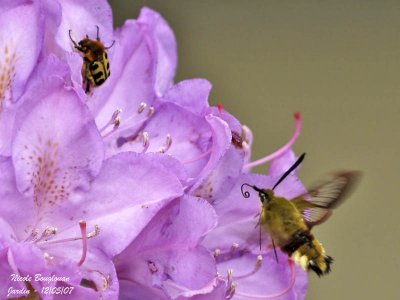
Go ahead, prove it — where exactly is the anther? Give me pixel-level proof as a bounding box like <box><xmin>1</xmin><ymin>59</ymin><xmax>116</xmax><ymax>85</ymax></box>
<box><xmin>227</xmin><ymin>269</ymin><xmax>233</xmax><ymax>286</ymax></box>
<box><xmin>137</xmin><ymin>102</ymin><xmax>147</xmax><ymax>113</ymax></box>
<box><xmin>233</xmin><ymin>255</ymin><xmax>263</xmax><ymax>280</ymax></box>
<box><xmin>34</xmin><ymin>226</ymin><xmax>57</xmax><ymax>243</ymax></box>
<box><xmin>43</xmin><ymin>252</ymin><xmax>54</xmax><ymax>261</ymax></box>
<box><xmin>142</xmin><ymin>132</ymin><xmax>149</xmax><ymax>153</ymax></box>
<box><xmin>147</xmin><ymin>105</ymin><xmax>155</xmax><ymax>117</ymax></box>
<box><xmin>226</xmin><ymin>269</ymin><xmax>236</xmax><ymax>299</ymax></box>
<box><xmin>44</xmin><ymin>227</ymin><xmax>58</xmax><ymax>236</ymax></box>
<box><xmin>214</xmin><ymin>249</ymin><xmax>221</xmax><ymax>258</ymax></box>
<box><xmin>100</xmin><ymin>108</ymin><xmax>122</xmax><ymax>134</ymax></box>
<box><xmin>159</xmin><ymin>134</ymin><xmax>172</xmax><ymax>153</ymax></box>
<box><xmin>87</xmin><ymin>224</ymin><xmax>100</xmax><ymax>238</ymax></box>
<box><xmin>230</xmin><ymin>243</ymin><xmax>239</xmax><ymax>251</ymax></box>
<box><xmin>256</xmin><ymin>255</ymin><xmax>263</xmax><ymax>267</ymax></box>
<box><xmin>226</xmin><ymin>282</ymin><xmax>237</xmax><ymax>300</ymax></box>
<box><xmin>241</xmin><ymin>125</ymin><xmax>252</xmax><ymax>145</ymax></box>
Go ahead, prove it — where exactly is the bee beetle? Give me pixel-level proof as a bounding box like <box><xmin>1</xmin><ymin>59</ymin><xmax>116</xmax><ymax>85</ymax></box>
<box><xmin>69</xmin><ymin>26</ymin><xmax>114</xmax><ymax>93</ymax></box>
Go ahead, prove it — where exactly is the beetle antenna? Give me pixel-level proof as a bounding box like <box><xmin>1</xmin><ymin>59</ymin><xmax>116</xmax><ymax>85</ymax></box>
<box><xmin>68</xmin><ymin>30</ymin><xmax>78</xmax><ymax>47</ymax></box>
<box><xmin>96</xmin><ymin>25</ymin><xmax>100</xmax><ymax>40</ymax></box>
<box><xmin>272</xmin><ymin>153</ymin><xmax>306</xmax><ymax>190</ymax></box>
<box><xmin>105</xmin><ymin>40</ymin><xmax>115</xmax><ymax>49</ymax></box>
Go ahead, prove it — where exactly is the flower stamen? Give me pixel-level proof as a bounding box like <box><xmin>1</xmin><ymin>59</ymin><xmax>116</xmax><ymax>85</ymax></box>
<box><xmin>244</xmin><ymin>112</ymin><xmax>302</xmax><ymax>170</ymax></box>
<box><xmin>182</xmin><ymin>148</ymin><xmax>212</xmax><ymax>164</ymax></box>
<box><xmin>214</xmin><ymin>249</ymin><xmax>221</xmax><ymax>258</ymax></box>
<box><xmin>32</xmin><ymin>226</ymin><xmax>57</xmax><ymax>243</ymax></box>
<box><xmin>99</xmin><ymin>108</ymin><xmax>122</xmax><ymax>135</ymax></box>
<box><xmin>35</xmin><ymin>222</ymin><xmax>99</xmax><ymax>246</ymax></box>
<box><xmin>241</xmin><ymin>125</ymin><xmax>252</xmax><ymax>145</ymax></box>
<box><xmin>78</xmin><ymin>220</ymin><xmax>87</xmax><ymax>266</ymax></box>
<box><xmin>233</xmin><ymin>255</ymin><xmax>262</xmax><ymax>280</ymax></box>
<box><xmin>234</xmin><ymin>259</ymin><xmax>296</xmax><ymax>299</ymax></box>
<box><xmin>158</xmin><ymin>134</ymin><xmax>172</xmax><ymax>153</ymax></box>
<box><xmin>142</xmin><ymin>132</ymin><xmax>150</xmax><ymax>153</ymax></box>
<box><xmin>147</xmin><ymin>105</ymin><xmax>155</xmax><ymax>117</ymax></box>
<box><xmin>230</xmin><ymin>243</ymin><xmax>239</xmax><ymax>252</ymax></box>
<box><xmin>137</xmin><ymin>102</ymin><xmax>147</xmax><ymax>113</ymax></box>
<box><xmin>112</xmin><ymin>102</ymin><xmax>154</xmax><ymax>147</ymax></box>
<box><xmin>225</xmin><ymin>269</ymin><xmax>236</xmax><ymax>299</ymax></box>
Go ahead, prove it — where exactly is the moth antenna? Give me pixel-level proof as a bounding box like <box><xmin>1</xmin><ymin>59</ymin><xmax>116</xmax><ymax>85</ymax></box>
<box><xmin>272</xmin><ymin>152</ymin><xmax>306</xmax><ymax>190</ymax></box>
<box><xmin>259</xmin><ymin>212</ymin><xmax>262</xmax><ymax>251</ymax></box>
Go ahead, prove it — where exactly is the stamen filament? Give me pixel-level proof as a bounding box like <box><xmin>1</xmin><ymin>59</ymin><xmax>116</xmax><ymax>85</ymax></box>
<box><xmin>182</xmin><ymin>148</ymin><xmax>212</xmax><ymax>164</ymax></box>
<box><xmin>99</xmin><ymin>109</ymin><xmax>122</xmax><ymax>134</ymax></box>
<box><xmin>102</xmin><ymin>103</ymin><xmax>155</xmax><ymax>140</ymax></box>
<box><xmin>244</xmin><ymin>112</ymin><xmax>302</xmax><ymax>170</ymax></box>
<box><xmin>35</xmin><ymin>223</ymin><xmax>99</xmax><ymax>246</ymax></box>
<box><xmin>234</xmin><ymin>259</ymin><xmax>296</xmax><ymax>299</ymax></box>
<box><xmin>233</xmin><ymin>255</ymin><xmax>263</xmax><ymax>280</ymax></box>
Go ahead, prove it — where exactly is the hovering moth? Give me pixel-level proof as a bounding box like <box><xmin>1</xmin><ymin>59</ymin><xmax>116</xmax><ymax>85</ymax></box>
<box><xmin>241</xmin><ymin>153</ymin><xmax>360</xmax><ymax>276</ymax></box>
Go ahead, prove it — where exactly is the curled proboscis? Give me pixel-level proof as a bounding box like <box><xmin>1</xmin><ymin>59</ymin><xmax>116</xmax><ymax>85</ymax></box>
<box><xmin>241</xmin><ymin>183</ymin><xmax>254</xmax><ymax>198</ymax></box>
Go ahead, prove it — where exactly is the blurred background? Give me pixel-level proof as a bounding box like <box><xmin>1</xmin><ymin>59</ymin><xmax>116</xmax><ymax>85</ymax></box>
<box><xmin>110</xmin><ymin>1</ymin><xmax>399</xmax><ymax>299</ymax></box>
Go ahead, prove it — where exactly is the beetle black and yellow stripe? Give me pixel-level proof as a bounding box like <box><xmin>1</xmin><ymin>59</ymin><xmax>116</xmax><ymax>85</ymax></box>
<box><xmin>69</xmin><ymin>26</ymin><xmax>114</xmax><ymax>93</ymax></box>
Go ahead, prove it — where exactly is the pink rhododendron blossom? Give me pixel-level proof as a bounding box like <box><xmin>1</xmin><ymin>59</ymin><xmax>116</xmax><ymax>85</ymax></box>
<box><xmin>0</xmin><ymin>1</ymin><xmax>312</xmax><ymax>299</ymax></box>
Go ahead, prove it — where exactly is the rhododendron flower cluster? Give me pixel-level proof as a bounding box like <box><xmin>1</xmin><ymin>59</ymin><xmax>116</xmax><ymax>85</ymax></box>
<box><xmin>0</xmin><ymin>1</ymin><xmax>308</xmax><ymax>299</ymax></box>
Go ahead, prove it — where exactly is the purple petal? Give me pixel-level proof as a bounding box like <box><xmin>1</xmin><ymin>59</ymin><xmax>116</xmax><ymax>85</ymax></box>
<box><xmin>107</xmin><ymin>102</ymin><xmax>212</xmax><ymax>178</ymax></box>
<box><xmin>58</xmin><ymin>152</ymin><xmax>183</xmax><ymax>257</ymax></box>
<box><xmin>189</xmin><ymin>145</ymin><xmax>244</xmax><ymax>202</ymax></box>
<box><xmin>116</xmin><ymin>196</ymin><xmax>217</xmax><ymax>299</ymax></box>
<box><xmin>12</xmin><ymin>81</ymin><xmax>104</xmax><ymax>212</ymax></box>
<box><xmin>188</xmin><ymin>115</ymin><xmax>234</xmax><ymax>196</ymax></box>
<box><xmin>159</xmin><ymin>79</ymin><xmax>212</xmax><ymax>115</ymax></box>
<box><xmin>88</xmin><ymin>19</ymin><xmax>156</xmax><ymax>128</ymax></box>
<box><xmin>119</xmin><ymin>280</ymin><xmax>168</xmax><ymax>300</ymax></box>
<box><xmin>0</xmin><ymin>54</ymin><xmax>72</xmax><ymax>156</ymax></box>
<box><xmin>0</xmin><ymin>1</ymin><xmax>43</xmax><ymax>103</ymax></box>
<box><xmin>52</xmin><ymin>0</ymin><xmax>113</xmax><ymax>53</ymax></box>
<box><xmin>0</xmin><ymin>248</ymin><xmax>14</xmax><ymax>298</ymax></box>
<box><xmin>0</xmin><ymin>218</ymin><xmax>16</xmax><ymax>250</ymax></box>
<box><xmin>138</xmin><ymin>7</ymin><xmax>177</xmax><ymax>96</ymax></box>
<box><xmin>216</xmin><ymin>252</ymin><xmax>308</xmax><ymax>300</ymax></box>
<box><xmin>0</xmin><ymin>159</ymin><xmax>35</xmax><ymax>239</ymax></box>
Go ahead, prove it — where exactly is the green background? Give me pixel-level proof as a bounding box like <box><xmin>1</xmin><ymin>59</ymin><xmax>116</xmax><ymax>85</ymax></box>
<box><xmin>110</xmin><ymin>1</ymin><xmax>399</xmax><ymax>299</ymax></box>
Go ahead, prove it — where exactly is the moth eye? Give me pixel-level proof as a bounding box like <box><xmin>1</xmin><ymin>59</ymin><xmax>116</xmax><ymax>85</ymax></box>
<box><xmin>260</xmin><ymin>193</ymin><xmax>267</xmax><ymax>203</ymax></box>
